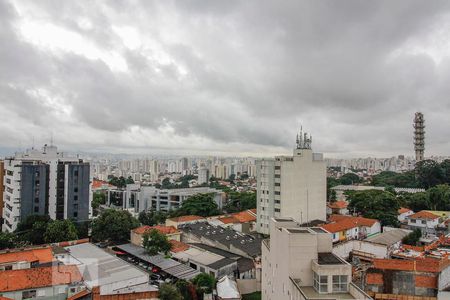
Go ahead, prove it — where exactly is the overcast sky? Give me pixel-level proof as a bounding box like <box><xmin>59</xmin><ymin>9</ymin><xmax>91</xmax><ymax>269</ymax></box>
<box><xmin>1</xmin><ymin>1</ymin><xmax>450</xmax><ymax>158</ymax></box>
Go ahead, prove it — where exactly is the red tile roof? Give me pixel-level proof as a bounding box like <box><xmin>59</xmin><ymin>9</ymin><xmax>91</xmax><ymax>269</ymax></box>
<box><xmin>321</xmin><ymin>215</ymin><xmax>378</xmax><ymax>233</ymax></box>
<box><xmin>409</xmin><ymin>211</ymin><xmax>440</xmax><ymax>220</ymax></box>
<box><xmin>0</xmin><ymin>247</ymin><xmax>54</xmax><ymax>265</ymax></box>
<box><xmin>218</xmin><ymin>216</ymin><xmax>240</xmax><ymax>224</ymax></box>
<box><xmin>398</xmin><ymin>207</ymin><xmax>412</xmax><ymax>214</ymax></box>
<box><xmin>92</xmin><ymin>179</ymin><xmax>113</xmax><ymax>189</ymax></box>
<box><xmin>327</xmin><ymin>201</ymin><xmax>348</xmax><ymax>209</ymax></box>
<box><xmin>169</xmin><ymin>240</ymin><xmax>190</xmax><ymax>253</ymax></box>
<box><xmin>168</xmin><ymin>215</ymin><xmax>205</xmax><ymax>223</ymax></box>
<box><xmin>67</xmin><ymin>289</ymin><xmax>90</xmax><ymax>300</ymax></box>
<box><xmin>231</xmin><ymin>210</ymin><xmax>257</xmax><ymax>223</ymax></box>
<box><xmin>133</xmin><ymin>225</ymin><xmax>179</xmax><ymax>235</ymax></box>
<box><xmin>0</xmin><ymin>265</ymin><xmax>82</xmax><ymax>292</ymax></box>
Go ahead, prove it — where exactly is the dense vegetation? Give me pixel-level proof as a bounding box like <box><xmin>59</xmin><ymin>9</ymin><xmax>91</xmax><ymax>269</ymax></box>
<box><xmin>402</xmin><ymin>229</ymin><xmax>422</xmax><ymax>246</ymax></box>
<box><xmin>108</xmin><ymin>175</ymin><xmax>134</xmax><ymax>188</ymax></box>
<box><xmin>346</xmin><ymin>184</ymin><xmax>450</xmax><ymax>227</ymax></box>
<box><xmin>91</xmin><ymin>209</ymin><xmax>139</xmax><ymax>242</ymax></box>
<box><xmin>0</xmin><ymin>215</ymin><xmax>85</xmax><ymax>250</ymax></box>
<box><xmin>143</xmin><ymin>229</ymin><xmax>172</xmax><ymax>255</ymax></box>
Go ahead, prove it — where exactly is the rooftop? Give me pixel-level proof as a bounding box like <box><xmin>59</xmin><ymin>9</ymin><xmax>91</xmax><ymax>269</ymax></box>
<box><xmin>365</xmin><ymin>229</ymin><xmax>411</xmax><ymax>246</ymax></box>
<box><xmin>408</xmin><ymin>210</ymin><xmax>440</xmax><ymax>220</ymax></box>
<box><xmin>0</xmin><ymin>265</ymin><xmax>81</xmax><ymax>292</ymax></box>
<box><xmin>167</xmin><ymin>215</ymin><xmax>205</xmax><ymax>223</ymax></box>
<box><xmin>178</xmin><ymin>221</ymin><xmax>263</xmax><ymax>258</ymax></box>
<box><xmin>317</xmin><ymin>253</ymin><xmax>346</xmax><ymax>265</ymax></box>
<box><xmin>62</xmin><ymin>243</ymin><xmax>149</xmax><ymax>289</ymax></box>
<box><xmin>0</xmin><ymin>247</ymin><xmax>54</xmax><ymax>265</ymax></box>
<box><xmin>321</xmin><ymin>215</ymin><xmax>378</xmax><ymax>233</ymax></box>
<box><xmin>290</xmin><ymin>279</ymin><xmax>357</xmax><ymax>299</ymax></box>
<box><xmin>327</xmin><ymin>201</ymin><xmax>349</xmax><ymax>209</ymax></box>
<box><xmin>133</xmin><ymin>225</ymin><xmax>179</xmax><ymax>235</ymax></box>
<box><xmin>116</xmin><ymin>243</ymin><xmax>200</xmax><ymax>280</ymax></box>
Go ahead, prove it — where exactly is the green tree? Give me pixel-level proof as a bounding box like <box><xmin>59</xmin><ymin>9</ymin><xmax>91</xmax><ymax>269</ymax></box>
<box><xmin>228</xmin><ymin>174</ymin><xmax>236</xmax><ymax>182</ymax></box>
<box><xmin>126</xmin><ymin>176</ymin><xmax>135</xmax><ymax>184</ymax></box>
<box><xmin>402</xmin><ymin>229</ymin><xmax>422</xmax><ymax>246</ymax></box>
<box><xmin>327</xmin><ymin>177</ymin><xmax>340</xmax><ymax>201</ymax></box>
<box><xmin>91</xmin><ymin>209</ymin><xmax>139</xmax><ymax>242</ymax></box>
<box><xmin>143</xmin><ymin>229</ymin><xmax>172</xmax><ymax>255</ymax></box>
<box><xmin>161</xmin><ymin>177</ymin><xmax>173</xmax><ymax>189</ymax></box>
<box><xmin>239</xmin><ymin>173</ymin><xmax>249</xmax><ymax>180</ymax></box>
<box><xmin>225</xmin><ymin>191</ymin><xmax>256</xmax><ymax>212</ymax></box>
<box><xmin>340</xmin><ymin>173</ymin><xmax>361</xmax><ymax>185</ymax></box>
<box><xmin>371</xmin><ymin>171</ymin><xmax>418</xmax><ymax>188</ymax></box>
<box><xmin>138</xmin><ymin>210</ymin><xmax>167</xmax><ymax>226</ymax></box>
<box><xmin>415</xmin><ymin>159</ymin><xmax>444</xmax><ymax>189</ymax></box>
<box><xmin>159</xmin><ymin>283</ymin><xmax>183</xmax><ymax>300</ymax></box>
<box><xmin>92</xmin><ymin>191</ymin><xmax>107</xmax><ymax>216</ymax></box>
<box><xmin>175</xmin><ymin>279</ymin><xmax>195</xmax><ymax>300</ymax></box>
<box><xmin>191</xmin><ymin>273</ymin><xmax>216</xmax><ymax>294</ymax></box>
<box><xmin>15</xmin><ymin>215</ymin><xmax>51</xmax><ymax>245</ymax></box>
<box><xmin>44</xmin><ymin>219</ymin><xmax>78</xmax><ymax>243</ymax></box>
<box><xmin>441</xmin><ymin>159</ymin><xmax>450</xmax><ymax>184</ymax></box>
<box><xmin>347</xmin><ymin>190</ymin><xmax>400</xmax><ymax>227</ymax></box>
<box><xmin>109</xmin><ymin>176</ymin><xmax>127</xmax><ymax>188</ymax></box>
<box><xmin>176</xmin><ymin>193</ymin><xmax>220</xmax><ymax>217</ymax></box>
<box><xmin>0</xmin><ymin>232</ymin><xmax>17</xmax><ymax>250</ymax></box>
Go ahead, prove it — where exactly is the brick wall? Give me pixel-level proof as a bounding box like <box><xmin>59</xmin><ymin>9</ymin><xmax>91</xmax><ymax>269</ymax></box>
<box><xmin>366</xmin><ymin>273</ymin><xmax>383</xmax><ymax>285</ymax></box>
<box><xmin>416</xmin><ymin>275</ymin><xmax>438</xmax><ymax>288</ymax></box>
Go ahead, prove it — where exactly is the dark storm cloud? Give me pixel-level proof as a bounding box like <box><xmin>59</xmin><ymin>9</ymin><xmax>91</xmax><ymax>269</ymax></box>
<box><xmin>1</xmin><ymin>0</ymin><xmax>450</xmax><ymax>156</ymax></box>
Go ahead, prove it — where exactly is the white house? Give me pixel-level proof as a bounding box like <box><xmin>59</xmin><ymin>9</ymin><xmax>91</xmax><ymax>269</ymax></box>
<box><xmin>406</xmin><ymin>211</ymin><xmax>440</xmax><ymax>234</ymax></box>
<box><xmin>397</xmin><ymin>207</ymin><xmax>414</xmax><ymax>222</ymax></box>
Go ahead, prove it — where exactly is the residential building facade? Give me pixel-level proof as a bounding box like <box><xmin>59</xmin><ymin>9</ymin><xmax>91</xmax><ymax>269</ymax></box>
<box><xmin>2</xmin><ymin>145</ymin><xmax>91</xmax><ymax>232</ymax></box>
<box><xmin>256</xmin><ymin>132</ymin><xmax>326</xmax><ymax>234</ymax></box>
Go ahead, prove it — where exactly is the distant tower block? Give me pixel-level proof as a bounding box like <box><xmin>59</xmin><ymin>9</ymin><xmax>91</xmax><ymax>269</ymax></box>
<box><xmin>413</xmin><ymin>112</ymin><xmax>425</xmax><ymax>161</ymax></box>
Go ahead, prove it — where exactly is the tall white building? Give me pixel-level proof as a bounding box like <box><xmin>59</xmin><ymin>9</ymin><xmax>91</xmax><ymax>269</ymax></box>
<box><xmin>198</xmin><ymin>167</ymin><xmax>210</xmax><ymax>185</ymax></box>
<box><xmin>2</xmin><ymin>145</ymin><xmax>91</xmax><ymax>232</ymax></box>
<box><xmin>256</xmin><ymin>131</ymin><xmax>326</xmax><ymax>234</ymax></box>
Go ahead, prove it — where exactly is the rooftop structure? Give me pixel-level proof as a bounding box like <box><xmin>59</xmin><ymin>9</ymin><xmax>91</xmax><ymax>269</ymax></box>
<box><xmin>262</xmin><ymin>217</ymin><xmax>371</xmax><ymax>300</ymax></box>
<box><xmin>178</xmin><ymin>221</ymin><xmax>263</xmax><ymax>258</ymax></box>
<box><xmin>115</xmin><ymin>243</ymin><xmax>200</xmax><ymax>280</ymax></box>
<box><xmin>0</xmin><ymin>265</ymin><xmax>82</xmax><ymax>293</ymax></box>
<box><xmin>414</xmin><ymin>112</ymin><xmax>425</xmax><ymax>162</ymax></box>
<box><xmin>59</xmin><ymin>243</ymin><xmax>155</xmax><ymax>295</ymax></box>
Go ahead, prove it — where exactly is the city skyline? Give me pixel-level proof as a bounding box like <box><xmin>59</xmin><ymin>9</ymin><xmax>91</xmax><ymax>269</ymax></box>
<box><xmin>2</xmin><ymin>1</ymin><xmax>450</xmax><ymax>158</ymax></box>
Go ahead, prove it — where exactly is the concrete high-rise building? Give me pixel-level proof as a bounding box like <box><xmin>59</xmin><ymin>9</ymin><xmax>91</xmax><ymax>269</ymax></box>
<box><xmin>256</xmin><ymin>130</ymin><xmax>326</xmax><ymax>234</ymax></box>
<box><xmin>0</xmin><ymin>160</ymin><xmax>4</xmax><ymax>226</ymax></box>
<box><xmin>198</xmin><ymin>167</ymin><xmax>210</xmax><ymax>185</ymax></box>
<box><xmin>414</xmin><ymin>112</ymin><xmax>425</xmax><ymax>162</ymax></box>
<box><xmin>2</xmin><ymin>145</ymin><xmax>91</xmax><ymax>232</ymax></box>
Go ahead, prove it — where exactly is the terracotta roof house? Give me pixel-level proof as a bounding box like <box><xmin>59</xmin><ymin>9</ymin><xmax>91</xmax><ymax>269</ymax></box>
<box><xmin>321</xmin><ymin>215</ymin><xmax>381</xmax><ymax>242</ymax></box>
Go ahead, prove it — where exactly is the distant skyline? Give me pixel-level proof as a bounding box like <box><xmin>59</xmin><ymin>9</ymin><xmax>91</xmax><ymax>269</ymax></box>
<box><xmin>2</xmin><ymin>1</ymin><xmax>450</xmax><ymax>158</ymax></box>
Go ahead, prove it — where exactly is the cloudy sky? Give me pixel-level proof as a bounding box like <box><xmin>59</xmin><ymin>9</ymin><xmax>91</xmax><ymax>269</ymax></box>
<box><xmin>1</xmin><ymin>1</ymin><xmax>450</xmax><ymax>158</ymax></box>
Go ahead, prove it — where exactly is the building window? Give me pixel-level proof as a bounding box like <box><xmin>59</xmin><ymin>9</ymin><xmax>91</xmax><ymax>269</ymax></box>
<box><xmin>274</xmin><ymin>191</ymin><xmax>280</xmax><ymax>195</ymax></box>
<box><xmin>73</xmin><ymin>212</ymin><xmax>78</xmax><ymax>218</ymax></box>
<box><xmin>274</xmin><ymin>208</ymin><xmax>280</xmax><ymax>212</ymax></box>
<box><xmin>275</xmin><ymin>200</ymin><xmax>280</xmax><ymax>204</ymax></box>
<box><xmin>22</xmin><ymin>290</ymin><xmax>37</xmax><ymax>299</ymax></box>
<box><xmin>275</xmin><ymin>183</ymin><xmax>280</xmax><ymax>186</ymax></box>
<box><xmin>74</xmin><ymin>170</ymin><xmax>79</xmax><ymax>176</ymax></box>
<box><xmin>313</xmin><ymin>272</ymin><xmax>328</xmax><ymax>293</ymax></box>
<box><xmin>275</xmin><ymin>166</ymin><xmax>281</xmax><ymax>170</ymax></box>
<box><xmin>421</xmin><ymin>220</ymin><xmax>426</xmax><ymax>224</ymax></box>
<box><xmin>34</xmin><ymin>206</ymin><xmax>39</xmax><ymax>213</ymax></box>
<box><xmin>274</xmin><ymin>174</ymin><xmax>280</xmax><ymax>178</ymax></box>
<box><xmin>411</xmin><ymin>219</ymin><xmax>416</xmax><ymax>223</ymax></box>
<box><xmin>74</xmin><ymin>187</ymin><xmax>78</xmax><ymax>193</ymax></box>
<box><xmin>332</xmin><ymin>275</ymin><xmax>348</xmax><ymax>292</ymax></box>
<box><xmin>74</xmin><ymin>195</ymin><xmax>78</xmax><ymax>201</ymax></box>
<box><xmin>35</xmin><ymin>197</ymin><xmax>40</xmax><ymax>203</ymax></box>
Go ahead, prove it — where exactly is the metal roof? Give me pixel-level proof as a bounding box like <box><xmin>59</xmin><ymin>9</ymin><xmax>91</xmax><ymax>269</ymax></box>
<box><xmin>365</xmin><ymin>229</ymin><xmax>411</xmax><ymax>246</ymax></box>
<box><xmin>116</xmin><ymin>243</ymin><xmax>200</xmax><ymax>280</ymax></box>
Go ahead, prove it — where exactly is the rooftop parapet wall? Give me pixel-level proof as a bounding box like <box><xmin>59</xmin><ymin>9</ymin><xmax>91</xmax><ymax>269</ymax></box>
<box><xmin>373</xmin><ymin>258</ymin><xmax>450</xmax><ymax>273</ymax></box>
